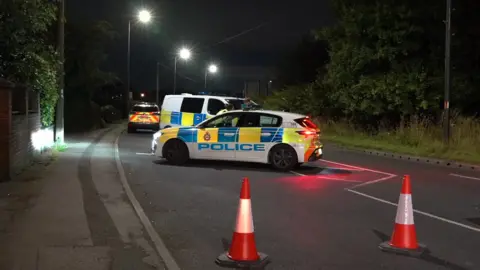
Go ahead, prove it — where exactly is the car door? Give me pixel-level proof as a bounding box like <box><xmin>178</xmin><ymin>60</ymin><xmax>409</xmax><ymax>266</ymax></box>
<box><xmin>235</xmin><ymin>112</ymin><xmax>282</xmax><ymax>162</ymax></box>
<box><xmin>195</xmin><ymin>113</ymin><xmax>242</xmax><ymax>160</ymax></box>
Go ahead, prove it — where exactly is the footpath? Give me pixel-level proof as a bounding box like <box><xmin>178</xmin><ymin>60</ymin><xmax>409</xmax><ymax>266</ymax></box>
<box><xmin>0</xmin><ymin>122</ymin><xmax>165</xmax><ymax>270</ymax></box>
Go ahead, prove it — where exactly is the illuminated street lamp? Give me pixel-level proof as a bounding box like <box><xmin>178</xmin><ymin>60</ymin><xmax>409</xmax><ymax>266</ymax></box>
<box><xmin>125</xmin><ymin>8</ymin><xmax>152</xmax><ymax>117</ymax></box>
<box><xmin>204</xmin><ymin>64</ymin><xmax>218</xmax><ymax>89</ymax></box>
<box><xmin>173</xmin><ymin>47</ymin><xmax>192</xmax><ymax>94</ymax></box>
<box><xmin>140</xmin><ymin>93</ymin><xmax>145</xmax><ymax>98</ymax></box>
<box><xmin>138</xmin><ymin>10</ymin><xmax>152</xmax><ymax>23</ymax></box>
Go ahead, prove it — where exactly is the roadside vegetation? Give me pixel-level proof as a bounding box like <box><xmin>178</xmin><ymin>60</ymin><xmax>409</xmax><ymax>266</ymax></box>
<box><xmin>262</xmin><ymin>0</ymin><xmax>480</xmax><ymax>164</ymax></box>
<box><xmin>1</xmin><ymin>0</ymin><xmax>123</xmax><ymax>134</ymax></box>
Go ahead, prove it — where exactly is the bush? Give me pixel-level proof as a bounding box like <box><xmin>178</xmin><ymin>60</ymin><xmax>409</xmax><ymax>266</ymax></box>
<box><xmin>316</xmin><ymin>115</ymin><xmax>480</xmax><ymax>164</ymax></box>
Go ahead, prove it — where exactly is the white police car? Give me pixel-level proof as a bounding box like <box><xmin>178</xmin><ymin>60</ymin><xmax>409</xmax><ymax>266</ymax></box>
<box><xmin>151</xmin><ymin>109</ymin><xmax>323</xmax><ymax>171</ymax></box>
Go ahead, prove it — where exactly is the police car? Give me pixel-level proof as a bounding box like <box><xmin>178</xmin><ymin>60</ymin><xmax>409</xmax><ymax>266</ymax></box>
<box><xmin>128</xmin><ymin>102</ymin><xmax>160</xmax><ymax>133</ymax></box>
<box><xmin>151</xmin><ymin>109</ymin><xmax>323</xmax><ymax>171</ymax></box>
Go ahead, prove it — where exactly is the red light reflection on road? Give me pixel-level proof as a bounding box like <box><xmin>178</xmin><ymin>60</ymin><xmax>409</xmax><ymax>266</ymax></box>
<box><xmin>277</xmin><ymin>173</ymin><xmax>360</xmax><ymax>191</ymax></box>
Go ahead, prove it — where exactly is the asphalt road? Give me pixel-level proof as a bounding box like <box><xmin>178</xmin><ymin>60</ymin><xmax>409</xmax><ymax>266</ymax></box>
<box><xmin>118</xmin><ymin>129</ymin><xmax>480</xmax><ymax>270</ymax></box>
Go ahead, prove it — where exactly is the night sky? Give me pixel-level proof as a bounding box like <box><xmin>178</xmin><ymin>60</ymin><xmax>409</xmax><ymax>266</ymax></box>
<box><xmin>67</xmin><ymin>0</ymin><xmax>334</xmax><ymax>93</ymax></box>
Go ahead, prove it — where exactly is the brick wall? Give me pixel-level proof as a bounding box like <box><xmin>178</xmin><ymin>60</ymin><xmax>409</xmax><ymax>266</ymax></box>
<box><xmin>0</xmin><ymin>80</ymin><xmax>12</xmax><ymax>181</ymax></box>
<box><xmin>9</xmin><ymin>113</ymin><xmax>47</xmax><ymax>174</ymax></box>
<box><xmin>0</xmin><ymin>80</ymin><xmax>54</xmax><ymax>180</ymax></box>
<box><xmin>8</xmin><ymin>84</ymin><xmax>53</xmax><ymax>177</ymax></box>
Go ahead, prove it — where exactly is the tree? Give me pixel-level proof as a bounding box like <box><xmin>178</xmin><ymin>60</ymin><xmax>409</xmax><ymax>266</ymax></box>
<box><xmin>65</xmin><ymin>20</ymin><xmax>118</xmax><ymax>99</ymax></box>
<box><xmin>0</xmin><ymin>0</ymin><xmax>58</xmax><ymax>127</ymax></box>
<box><xmin>64</xmin><ymin>20</ymin><xmax>119</xmax><ymax>132</ymax></box>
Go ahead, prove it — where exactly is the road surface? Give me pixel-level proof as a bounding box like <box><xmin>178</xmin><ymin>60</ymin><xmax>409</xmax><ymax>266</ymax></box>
<box><xmin>118</xmin><ymin>129</ymin><xmax>480</xmax><ymax>270</ymax></box>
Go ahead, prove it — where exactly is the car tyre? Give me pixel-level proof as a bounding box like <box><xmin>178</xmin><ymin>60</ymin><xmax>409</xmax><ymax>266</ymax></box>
<box><xmin>269</xmin><ymin>144</ymin><xmax>298</xmax><ymax>171</ymax></box>
<box><xmin>127</xmin><ymin>127</ymin><xmax>135</xmax><ymax>133</ymax></box>
<box><xmin>163</xmin><ymin>139</ymin><xmax>189</xmax><ymax>165</ymax></box>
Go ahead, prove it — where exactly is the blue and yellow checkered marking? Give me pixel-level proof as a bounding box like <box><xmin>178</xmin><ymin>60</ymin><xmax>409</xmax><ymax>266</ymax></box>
<box><xmin>165</xmin><ymin>126</ymin><xmax>308</xmax><ymax>145</ymax></box>
<box><xmin>161</xmin><ymin>110</ymin><xmax>208</xmax><ymax>127</ymax></box>
<box><xmin>260</xmin><ymin>128</ymin><xmax>283</xmax><ymax>143</ymax></box>
<box><xmin>177</xmin><ymin>128</ymin><xmax>197</xmax><ymax>143</ymax></box>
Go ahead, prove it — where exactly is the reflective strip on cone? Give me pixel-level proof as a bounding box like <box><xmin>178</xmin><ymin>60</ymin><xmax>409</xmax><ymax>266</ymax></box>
<box><xmin>395</xmin><ymin>194</ymin><xmax>414</xmax><ymax>225</ymax></box>
<box><xmin>234</xmin><ymin>199</ymin><xmax>254</xmax><ymax>233</ymax></box>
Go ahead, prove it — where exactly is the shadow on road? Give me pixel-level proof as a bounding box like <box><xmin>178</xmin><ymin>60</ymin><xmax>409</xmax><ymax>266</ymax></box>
<box><xmin>152</xmin><ymin>159</ymin><xmax>357</xmax><ymax>176</ymax></box>
<box><xmin>372</xmin><ymin>229</ymin><xmax>470</xmax><ymax>270</ymax></box>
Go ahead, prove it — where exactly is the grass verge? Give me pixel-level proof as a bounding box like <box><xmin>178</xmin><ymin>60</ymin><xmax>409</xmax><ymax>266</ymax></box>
<box><xmin>318</xmin><ymin>116</ymin><xmax>480</xmax><ymax>165</ymax></box>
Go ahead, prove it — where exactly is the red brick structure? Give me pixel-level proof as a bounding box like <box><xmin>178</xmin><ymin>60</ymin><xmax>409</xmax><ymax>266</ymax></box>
<box><xmin>0</xmin><ymin>79</ymin><xmax>51</xmax><ymax>182</ymax></box>
<box><xmin>0</xmin><ymin>79</ymin><xmax>13</xmax><ymax>181</ymax></box>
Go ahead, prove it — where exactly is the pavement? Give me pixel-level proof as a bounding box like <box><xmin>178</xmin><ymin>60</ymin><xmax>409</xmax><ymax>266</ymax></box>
<box><xmin>0</xmin><ymin>123</ymin><xmax>165</xmax><ymax>270</ymax></box>
<box><xmin>118</xmin><ymin>130</ymin><xmax>480</xmax><ymax>270</ymax></box>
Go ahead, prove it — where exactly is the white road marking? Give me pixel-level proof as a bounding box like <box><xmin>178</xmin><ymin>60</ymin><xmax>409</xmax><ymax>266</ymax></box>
<box><xmin>136</xmin><ymin>152</ymin><xmax>154</xmax><ymax>156</ymax></box>
<box><xmin>450</xmin><ymin>173</ymin><xmax>480</xmax><ymax>181</ymax></box>
<box><xmin>346</xmin><ymin>188</ymin><xmax>480</xmax><ymax>233</ymax></box>
<box><xmin>293</xmin><ymin>159</ymin><xmax>398</xmax><ymax>188</ymax></box>
<box><xmin>321</xmin><ymin>159</ymin><xmax>396</xmax><ymax>177</ymax></box>
<box><xmin>348</xmin><ymin>174</ymin><xmax>397</xmax><ymax>189</ymax></box>
<box><xmin>115</xmin><ymin>137</ymin><xmax>181</xmax><ymax>270</ymax></box>
<box><xmin>290</xmin><ymin>171</ymin><xmax>362</xmax><ymax>182</ymax></box>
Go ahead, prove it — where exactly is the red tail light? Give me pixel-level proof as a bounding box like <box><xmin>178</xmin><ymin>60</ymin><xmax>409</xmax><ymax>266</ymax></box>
<box><xmin>296</xmin><ymin>130</ymin><xmax>319</xmax><ymax>136</ymax></box>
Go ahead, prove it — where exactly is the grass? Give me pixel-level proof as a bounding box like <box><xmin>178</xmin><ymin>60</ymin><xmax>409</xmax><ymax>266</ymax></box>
<box><xmin>316</xmin><ymin>116</ymin><xmax>480</xmax><ymax>165</ymax></box>
<box><xmin>53</xmin><ymin>141</ymin><xmax>68</xmax><ymax>152</ymax></box>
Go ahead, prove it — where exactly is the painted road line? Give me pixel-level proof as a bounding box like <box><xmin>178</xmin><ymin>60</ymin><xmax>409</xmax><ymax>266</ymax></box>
<box><xmin>290</xmin><ymin>171</ymin><xmax>362</xmax><ymax>183</ymax></box>
<box><xmin>115</xmin><ymin>136</ymin><xmax>181</xmax><ymax>270</ymax></box>
<box><xmin>136</xmin><ymin>152</ymin><xmax>154</xmax><ymax>156</ymax></box>
<box><xmin>450</xmin><ymin>173</ymin><xmax>480</xmax><ymax>181</ymax></box>
<box><xmin>346</xmin><ymin>188</ymin><xmax>480</xmax><ymax>233</ymax></box>
<box><xmin>348</xmin><ymin>174</ymin><xmax>397</xmax><ymax>189</ymax></box>
<box><xmin>322</xmin><ymin>159</ymin><xmax>396</xmax><ymax>177</ymax></box>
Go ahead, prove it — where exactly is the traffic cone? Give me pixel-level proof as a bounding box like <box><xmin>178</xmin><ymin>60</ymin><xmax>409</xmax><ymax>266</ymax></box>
<box><xmin>216</xmin><ymin>177</ymin><xmax>270</xmax><ymax>269</ymax></box>
<box><xmin>379</xmin><ymin>175</ymin><xmax>427</xmax><ymax>256</ymax></box>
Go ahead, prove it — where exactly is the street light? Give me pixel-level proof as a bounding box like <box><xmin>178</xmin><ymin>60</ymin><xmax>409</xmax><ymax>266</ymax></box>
<box><xmin>126</xmin><ymin>9</ymin><xmax>152</xmax><ymax>117</ymax></box>
<box><xmin>173</xmin><ymin>47</ymin><xmax>192</xmax><ymax>94</ymax></box>
<box><xmin>204</xmin><ymin>64</ymin><xmax>218</xmax><ymax>89</ymax></box>
<box><xmin>138</xmin><ymin>10</ymin><xmax>152</xmax><ymax>23</ymax></box>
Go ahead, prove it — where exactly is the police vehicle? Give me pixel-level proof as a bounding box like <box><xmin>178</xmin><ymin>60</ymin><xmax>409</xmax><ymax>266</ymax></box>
<box><xmin>128</xmin><ymin>102</ymin><xmax>160</xmax><ymax>133</ymax></box>
<box><xmin>159</xmin><ymin>93</ymin><xmax>257</xmax><ymax>129</ymax></box>
<box><xmin>151</xmin><ymin>109</ymin><xmax>323</xmax><ymax>171</ymax></box>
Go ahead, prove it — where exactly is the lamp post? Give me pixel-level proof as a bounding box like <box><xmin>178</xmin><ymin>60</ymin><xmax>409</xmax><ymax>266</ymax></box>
<box><xmin>204</xmin><ymin>64</ymin><xmax>218</xmax><ymax>89</ymax></box>
<box><xmin>125</xmin><ymin>9</ymin><xmax>152</xmax><ymax>117</ymax></box>
<box><xmin>173</xmin><ymin>48</ymin><xmax>191</xmax><ymax>94</ymax></box>
<box><xmin>443</xmin><ymin>0</ymin><xmax>452</xmax><ymax>144</ymax></box>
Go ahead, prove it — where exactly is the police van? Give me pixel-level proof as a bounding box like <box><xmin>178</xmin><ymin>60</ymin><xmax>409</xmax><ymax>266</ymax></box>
<box><xmin>151</xmin><ymin>109</ymin><xmax>323</xmax><ymax>171</ymax></box>
<box><xmin>159</xmin><ymin>94</ymin><xmax>253</xmax><ymax>129</ymax></box>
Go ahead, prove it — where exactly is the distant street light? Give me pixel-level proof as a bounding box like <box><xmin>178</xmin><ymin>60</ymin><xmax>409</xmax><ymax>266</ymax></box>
<box><xmin>140</xmin><ymin>93</ymin><xmax>145</xmax><ymax>98</ymax></box>
<box><xmin>138</xmin><ymin>10</ymin><xmax>152</xmax><ymax>23</ymax></box>
<box><xmin>173</xmin><ymin>47</ymin><xmax>192</xmax><ymax>94</ymax></box>
<box><xmin>125</xmin><ymin>8</ymin><xmax>152</xmax><ymax>117</ymax></box>
<box><xmin>204</xmin><ymin>64</ymin><xmax>218</xmax><ymax>89</ymax></box>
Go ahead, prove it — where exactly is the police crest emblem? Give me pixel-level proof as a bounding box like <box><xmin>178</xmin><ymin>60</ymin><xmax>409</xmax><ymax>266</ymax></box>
<box><xmin>203</xmin><ymin>131</ymin><xmax>211</xmax><ymax>141</ymax></box>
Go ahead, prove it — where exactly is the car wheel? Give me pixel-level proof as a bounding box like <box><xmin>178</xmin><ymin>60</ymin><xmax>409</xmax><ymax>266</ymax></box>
<box><xmin>127</xmin><ymin>127</ymin><xmax>135</xmax><ymax>133</ymax></box>
<box><xmin>163</xmin><ymin>139</ymin><xmax>189</xmax><ymax>165</ymax></box>
<box><xmin>269</xmin><ymin>144</ymin><xmax>298</xmax><ymax>171</ymax></box>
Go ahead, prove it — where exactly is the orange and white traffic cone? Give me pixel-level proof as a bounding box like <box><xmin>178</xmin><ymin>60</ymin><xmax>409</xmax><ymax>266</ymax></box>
<box><xmin>379</xmin><ymin>175</ymin><xmax>427</xmax><ymax>256</ymax></box>
<box><xmin>216</xmin><ymin>177</ymin><xmax>270</xmax><ymax>269</ymax></box>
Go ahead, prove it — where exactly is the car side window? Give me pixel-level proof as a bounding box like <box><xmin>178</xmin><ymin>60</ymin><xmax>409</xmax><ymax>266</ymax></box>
<box><xmin>259</xmin><ymin>115</ymin><xmax>281</xmax><ymax>127</ymax></box>
<box><xmin>207</xmin><ymin>98</ymin><xmax>226</xmax><ymax>115</ymax></box>
<box><xmin>180</xmin><ymin>98</ymin><xmax>204</xmax><ymax>113</ymax></box>
<box><xmin>237</xmin><ymin>113</ymin><xmax>281</xmax><ymax>127</ymax></box>
<box><xmin>201</xmin><ymin>113</ymin><xmax>241</xmax><ymax>128</ymax></box>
